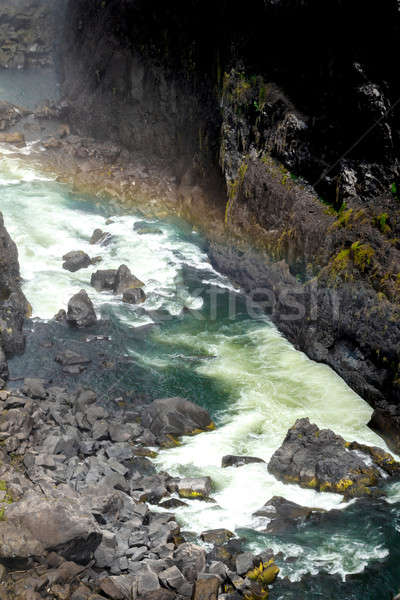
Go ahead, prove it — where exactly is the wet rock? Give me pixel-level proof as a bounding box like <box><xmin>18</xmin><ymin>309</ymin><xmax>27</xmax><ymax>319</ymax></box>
<box><xmin>62</xmin><ymin>251</ymin><xmax>92</xmax><ymax>272</ymax></box>
<box><xmin>253</xmin><ymin>496</ymin><xmax>324</xmax><ymax>534</ymax></box>
<box><xmin>0</xmin><ymin>132</ymin><xmax>25</xmax><ymax>146</ymax></box>
<box><xmin>56</xmin><ymin>350</ymin><xmax>91</xmax><ymax>368</ymax></box>
<box><xmin>221</xmin><ymin>455</ymin><xmax>265</xmax><ymax>468</ymax></box>
<box><xmin>113</xmin><ymin>265</ymin><xmax>144</xmax><ymax>295</ymax></box>
<box><xmin>193</xmin><ymin>573</ymin><xmax>220</xmax><ymax>600</ymax></box>
<box><xmin>159</xmin><ymin>498</ymin><xmax>188</xmax><ymax>509</ymax></box>
<box><xmin>141</xmin><ymin>397</ymin><xmax>214</xmax><ymax>446</ymax></box>
<box><xmin>91</xmin><ymin>269</ymin><xmax>117</xmax><ymax>291</ymax></box>
<box><xmin>90</xmin><ymin>228</ymin><xmax>112</xmax><ymax>246</ymax></box>
<box><xmin>134</xmin><ymin>221</ymin><xmax>163</xmax><ymax>235</ymax></box>
<box><xmin>368</xmin><ymin>405</ymin><xmax>400</xmax><ymax>455</ymax></box>
<box><xmin>122</xmin><ymin>288</ymin><xmax>146</xmax><ymax>305</ymax></box>
<box><xmin>177</xmin><ymin>477</ymin><xmax>212</xmax><ymax>500</ymax></box>
<box><xmin>54</xmin><ymin>309</ymin><xmax>67</xmax><ymax>322</ymax></box>
<box><xmin>67</xmin><ymin>290</ymin><xmax>97</xmax><ymax>328</ymax></box>
<box><xmin>200</xmin><ymin>529</ymin><xmax>234</xmax><ymax>546</ymax></box>
<box><xmin>268</xmin><ymin>418</ymin><xmax>400</xmax><ymax>498</ymax></box>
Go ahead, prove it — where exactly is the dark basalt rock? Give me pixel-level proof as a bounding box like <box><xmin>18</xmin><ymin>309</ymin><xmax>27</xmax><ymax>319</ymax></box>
<box><xmin>368</xmin><ymin>405</ymin><xmax>400</xmax><ymax>456</ymax></box>
<box><xmin>123</xmin><ymin>288</ymin><xmax>146</xmax><ymax>305</ymax></box>
<box><xmin>90</xmin><ymin>228</ymin><xmax>113</xmax><ymax>246</ymax></box>
<box><xmin>200</xmin><ymin>529</ymin><xmax>235</xmax><ymax>546</ymax></box>
<box><xmin>62</xmin><ymin>250</ymin><xmax>92</xmax><ymax>272</ymax></box>
<box><xmin>268</xmin><ymin>418</ymin><xmax>400</xmax><ymax>498</ymax></box>
<box><xmin>91</xmin><ymin>269</ymin><xmax>117</xmax><ymax>291</ymax></box>
<box><xmin>67</xmin><ymin>289</ymin><xmax>97</xmax><ymax>328</ymax></box>
<box><xmin>134</xmin><ymin>221</ymin><xmax>163</xmax><ymax>235</ymax></box>
<box><xmin>141</xmin><ymin>397</ymin><xmax>214</xmax><ymax>446</ymax></box>
<box><xmin>253</xmin><ymin>496</ymin><xmax>325</xmax><ymax>534</ymax></box>
<box><xmin>0</xmin><ymin>211</ymin><xmax>30</xmax><ymax>362</ymax></box>
<box><xmin>221</xmin><ymin>455</ymin><xmax>265</xmax><ymax>468</ymax></box>
<box><xmin>113</xmin><ymin>265</ymin><xmax>144</xmax><ymax>295</ymax></box>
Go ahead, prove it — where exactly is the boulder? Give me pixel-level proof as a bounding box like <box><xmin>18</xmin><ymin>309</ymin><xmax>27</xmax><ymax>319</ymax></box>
<box><xmin>133</xmin><ymin>221</ymin><xmax>163</xmax><ymax>235</ymax></box>
<box><xmin>253</xmin><ymin>496</ymin><xmax>324</xmax><ymax>534</ymax></box>
<box><xmin>122</xmin><ymin>288</ymin><xmax>146</xmax><ymax>305</ymax></box>
<box><xmin>141</xmin><ymin>397</ymin><xmax>214</xmax><ymax>446</ymax></box>
<box><xmin>193</xmin><ymin>574</ymin><xmax>220</xmax><ymax>600</ymax></box>
<box><xmin>0</xmin><ymin>132</ymin><xmax>25</xmax><ymax>146</ymax></box>
<box><xmin>62</xmin><ymin>251</ymin><xmax>92</xmax><ymax>273</ymax></box>
<box><xmin>221</xmin><ymin>455</ymin><xmax>265</xmax><ymax>468</ymax></box>
<box><xmin>368</xmin><ymin>406</ymin><xmax>400</xmax><ymax>455</ymax></box>
<box><xmin>177</xmin><ymin>477</ymin><xmax>212</xmax><ymax>500</ymax></box>
<box><xmin>90</xmin><ymin>229</ymin><xmax>112</xmax><ymax>246</ymax></box>
<box><xmin>67</xmin><ymin>290</ymin><xmax>97</xmax><ymax>328</ymax></box>
<box><xmin>113</xmin><ymin>265</ymin><xmax>144</xmax><ymax>295</ymax></box>
<box><xmin>91</xmin><ymin>269</ymin><xmax>117</xmax><ymax>291</ymax></box>
<box><xmin>173</xmin><ymin>543</ymin><xmax>206</xmax><ymax>583</ymax></box>
<box><xmin>268</xmin><ymin>418</ymin><xmax>400</xmax><ymax>498</ymax></box>
<box><xmin>200</xmin><ymin>529</ymin><xmax>234</xmax><ymax>546</ymax></box>
<box><xmin>3</xmin><ymin>492</ymin><xmax>101</xmax><ymax>564</ymax></box>
<box><xmin>22</xmin><ymin>378</ymin><xmax>47</xmax><ymax>399</ymax></box>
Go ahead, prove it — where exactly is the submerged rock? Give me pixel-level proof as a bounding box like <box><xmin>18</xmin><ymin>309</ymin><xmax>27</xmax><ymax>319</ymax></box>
<box><xmin>268</xmin><ymin>418</ymin><xmax>400</xmax><ymax>498</ymax></box>
<box><xmin>141</xmin><ymin>396</ymin><xmax>215</xmax><ymax>446</ymax></box>
<box><xmin>221</xmin><ymin>455</ymin><xmax>265</xmax><ymax>468</ymax></box>
<box><xmin>67</xmin><ymin>289</ymin><xmax>97</xmax><ymax>328</ymax></box>
<box><xmin>0</xmin><ymin>132</ymin><xmax>25</xmax><ymax>146</ymax></box>
<box><xmin>134</xmin><ymin>221</ymin><xmax>163</xmax><ymax>235</ymax></box>
<box><xmin>62</xmin><ymin>250</ymin><xmax>92</xmax><ymax>272</ymax></box>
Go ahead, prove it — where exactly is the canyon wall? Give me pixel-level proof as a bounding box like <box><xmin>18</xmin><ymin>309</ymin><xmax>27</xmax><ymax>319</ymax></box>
<box><xmin>50</xmin><ymin>0</ymin><xmax>400</xmax><ymax>438</ymax></box>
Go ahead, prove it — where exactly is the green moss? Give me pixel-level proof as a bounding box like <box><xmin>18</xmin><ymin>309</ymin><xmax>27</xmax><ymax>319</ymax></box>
<box><xmin>373</xmin><ymin>212</ymin><xmax>391</xmax><ymax>234</ymax></box>
<box><xmin>350</xmin><ymin>241</ymin><xmax>374</xmax><ymax>272</ymax></box>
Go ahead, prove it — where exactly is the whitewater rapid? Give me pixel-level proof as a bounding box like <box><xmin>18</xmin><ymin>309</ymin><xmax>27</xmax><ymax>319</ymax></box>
<box><xmin>0</xmin><ymin>149</ymin><xmax>397</xmax><ymax>582</ymax></box>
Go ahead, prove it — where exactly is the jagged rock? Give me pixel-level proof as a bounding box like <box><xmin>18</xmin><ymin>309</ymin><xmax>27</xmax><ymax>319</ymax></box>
<box><xmin>67</xmin><ymin>290</ymin><xmax>97</xmax><ymax>328</ymax></box>
<box><xmin>159</xmin><ymin>498</ymin><xmax>188</xmax><ymax>509</ymax></box>
<box><xmin>91</xmin><ymin>269</ymin><xmax>117</xmax><ymax>291</ymax></box>
<box><xmin>90</xmin><ymin>228</ymin><xmax>112</xmax><ymax>246</ymax></box>
<box><xmin>133</xmin><ymin>221</ymin><xmax>163</xmax><ymax>235</ymax></box>
<box><xmin>122</xmin><ymin>288</ymin><xmax>146</xmax><ymax>305</ymax></box>
<box><xmin>0</xmin><ymin>132</ymin><xmax>25</xmax><ymax>146</ymax></box>
<box><xmin>159</xmin><ymin>565</ymin><xmax>186</xmax><ymax>590</ymax></box>
<box><xmin>368</xmin><ymin>405</ymin><xmax>400</xmax><ymax>455</ymax></box>
<box><xmin>62</xmin><ymin>251</ymin><xmax>92</xmax><ymax>272</ymax></box>
<box><xmin>113</xmin><ymin>265</ymin><xmax>144</xmax><ymax>295</ymax></box>
<box><xmin>173</xmin><ymin>543</ymin><xmax>206</xmax><ymax>583</ymax></box>
<box><xmin>268</xmin><ymin>418</ymin><xmax>400</xmax><ymax>498</ymax></box>
<box><xmin>193</xmin><ymin>573</ymin><xmax>220</xmax><ymax>600</ymax></box>
<box><xmin>200</xmin><ymin>529</ymin><xmax>234</xmax><ymax>546</ymax></box>
<box><xmin>177</xmin><ymin>477</ymin><xmax>212</xmax><ymax>500</ymax></box>
<box><xmin>55</xmin><ymin>350</ymin><xmax>91</xmax><ymax>367</ymax></box>
<box><xmin>253</xmin><ymin>496</ymin><xmax>324</xmax><ymax>534</ymax></box>
<box><xmin>3</xmin><ymin>492</ymin><xmax>101</xmax><ymax>563</ymax></box>
<box><xmin>221</xmin><ymin>455</ymin><xmax>265</xmax><ymax>468</ymax></box>
<box><xmin>141</xmin><ymin>397</ymin><xmax>214</xmax><ymax>446</ymax></box>
<box><xmin>235</xmin><ymin>552</ymin><xmax>254</xmax><ymax>576</ymax></box>
<box><xmin>22</xmin><ymin>378</ymin><xmax>47</xmax><ymax>399</ymax></box>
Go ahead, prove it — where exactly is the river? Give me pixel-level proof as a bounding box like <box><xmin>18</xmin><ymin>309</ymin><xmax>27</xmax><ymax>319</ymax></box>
<box><xmin>1</xmin><ymin>83</ymin><xmax>400</xmax><ymax>599</ymax></box>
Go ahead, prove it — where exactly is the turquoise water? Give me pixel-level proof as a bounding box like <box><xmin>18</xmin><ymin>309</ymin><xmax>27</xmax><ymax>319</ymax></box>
<box><xmin>1</xmin><ymin>149</ymin><xmax>400</xmax><ymax>598</ymax></box>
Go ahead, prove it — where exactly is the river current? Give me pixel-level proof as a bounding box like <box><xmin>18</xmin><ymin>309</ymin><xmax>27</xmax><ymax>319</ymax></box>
<box><xmin>1</xmin><ymin>107</ymin><xmax>400</xmax><ymax>599</ymax></box>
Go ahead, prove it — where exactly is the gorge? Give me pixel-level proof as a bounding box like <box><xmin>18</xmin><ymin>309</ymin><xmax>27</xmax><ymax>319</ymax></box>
<box><xmin>0</xmin><ymin>1</ymin><xmax>399</xmax><ymax>599</ymax></box>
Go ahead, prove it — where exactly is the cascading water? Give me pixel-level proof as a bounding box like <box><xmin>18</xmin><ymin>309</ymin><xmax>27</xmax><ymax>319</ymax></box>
<box><xmin>1</xmin><ymin>146</ymin><xmax>400</xmax><ymax>598</ymax></box>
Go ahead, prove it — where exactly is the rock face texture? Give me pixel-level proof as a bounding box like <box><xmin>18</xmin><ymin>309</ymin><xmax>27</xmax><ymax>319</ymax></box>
<box><xmin>0</xmin><ymin>0</ymin><xmax>65</xmax><ymax>69</ymax></box>
<box><xmin>58</xmin><ymin>0</ymin><xmax>400</xmax><ymax>433</ymax></box>
<box><xmin>0</xmin><ymin>212</ymin><xmax>30</xmax><ymax>367</ymax></box>
<box><xmin>268</xmin><ymin>418</ymin><xmax>400</xmax><ymax>498</ymax></box>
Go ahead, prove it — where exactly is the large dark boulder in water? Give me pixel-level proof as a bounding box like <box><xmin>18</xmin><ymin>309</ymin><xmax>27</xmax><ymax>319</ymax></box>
<box><xmin>67</xmin><ymin>289</ymin><xmax>97</xmax><ymax>328</ymax></box>
<box><xmin>91</xmin><ymin>269</ymin><xmax>117</xmax><ymax>291</ymax></box>
<box><xmin>62</xmin><ymin>250</ymin><xmax>92</xmax><ymax>272</ymax></box>
<box><xmin>221</xmin><ymin>455</ymin><xmax>265</xmax><ymax>468</ymax></box>
<box><xmin>253</xmin><ymin>496</ymin><xmax>325</xmax><ymax>534</ymax></box>
<box><xmin>368</xmin><ymin>405</ymin><xmax>400</xmax><ymax>456</ymax></box>
<box><xmin>122</xmin><ymin>288</ymin><xmax>146</xmax><ymax>305</ymax></box>
<box><xmin>113</xmin><ymin>264</ymin><xmax>144</xmax><ymax>295</ymax></box>
<box><xmin>268</xmin><ymin>418</ymin><xmax>400</xmax><ymax>498</ymax></box>
<box><xmin>141</xmin><ymin>397</ymin><xmax>214</xmax><ymax>447</ymax></box>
